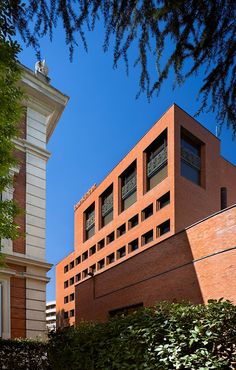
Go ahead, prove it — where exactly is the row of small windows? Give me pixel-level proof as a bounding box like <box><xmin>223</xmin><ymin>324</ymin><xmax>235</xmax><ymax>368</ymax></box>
<box><xmin>84</xmin><ymin>130</ymin><xmax>168</xmax><ymax>241</ymax></box>
<box><xmin>64</xmin><ymin>219</ymin><xmax>170</xmax><ymax>290</ymax></box>
<box><xmin>64</xmin><ymin>309</ymin><xmax>74</xmax><ymax>319</ymax></box>
<box><xmin>64</xmin><ymin>191</ymin><xmax>170</xmax><ymax>274</ymax></box>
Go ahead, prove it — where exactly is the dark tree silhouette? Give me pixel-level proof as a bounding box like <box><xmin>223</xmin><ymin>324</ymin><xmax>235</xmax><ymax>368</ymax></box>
<box><xmin>2</xmin><ymin>0</ymin><xmax>236</xmax><ymax>136</ymax></box>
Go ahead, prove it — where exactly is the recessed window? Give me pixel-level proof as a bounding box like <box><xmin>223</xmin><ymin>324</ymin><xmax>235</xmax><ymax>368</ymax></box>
<box><xmin>128</xmin><ymin>214</ymin><xmax>139</xmax><ymax>230</ymax></box>
<box><xmin>142</xmin><ymin>204</ymin><xmax>153</xmax><ymax>221</ymax></box>
<box><xmin>128</xmin><ymin>238</ymin><xmax>139</xmax><ymax>253</ymax></box>
<box><xmin>89</xmin><ymin>245</ymin><xmax>96</xmax><ymax>256</ymax></box>
<box><xmin>98</xmin><ymin>238</ymin><xmax>105</xmax><ymax>250</ymax></box>
<box><xmin>75</xmin><ymin>256</ymin><xmax>81</xmax><ymax>265</ymax></box>
<box><xmin>82</xmin><ymin>251</ymin><xmax>88</xmax><ymax>261</ymax></box>
<box><xmin>117</xmin><ymin>246</ymin><xmax>126</xmax><ymax>259</ymax></box>
<box><xmin>70</xmin><ymin>309</ymin><xmax>75</xmax><ymax>317</ymax></box>
<box><xmin>145</xmin><ymin>129</ymin><xmax>168</xmax><ymax>191</ymax></box>
<box><xmin>64</xmin><ymin>311</ymin><xmax>68</xmax><ymax>319</ymax></box>
<box><xmin>64</xmin><ymin>296</ymin><xmax>69</xmax><ymax>304</ymax></box>
<box><xmin>69</xmin><ymin>277</ymin><xmax>74</xmax><ymax>286</ymax></box>
<box><xmin>117</xmin><ymin>223</ymin><xmax>126</xmax><ymax>238</ymax></box>
<box><xmin>157</xmin><ymin>220</ymin><xmax>170</xmax><ymax>237</ymax></box>
<box><xmin>69</xmin><ymin>261</ymin><xmax>74</xmax><ymax>270</ymax></box>
<box><xmin>142</xmin><ymin>230</ymin><xmax>153</xmax><ymax>246</ymax></box>
<box><xmin>221</xmin><ymin>187</ymin><xmax>227</xmax><ymax>210</ymax></box>
<box><xmin>107</xmin><ymin>231</ymin><xmax>115</xmax><ymax>244</ymax></box>
<box><xmin>64</xmin><ymin>265</ymin><xmax>69</xmax><ymax>273</ymax></box>
<box><xmin>120</xmin><ymin>161</ymin><xmax>137</xmax><ymax>212</ymax></box>
<box><xmin>70</xmin><ymin>293</ymin><xmax>74</xmax><ymax>302</ymax></box>
<box><xmin>90</xmin><ymin>264</ymin><xmax>96</xmax><ymax>274</ymax></box>
<box><xmin>75</xmin><ymin>273</ymin><xmax>81</xmax><ymax>282</ymax></box>
<box><xmin>64</xmin><ymin>280</ymin><xmax>68</xmax><ymax>289</ymax></box>
<box><xmin>107</xmin><ymin>252</ymin><xmax>115</xmax><ymax>265</ymax></box>
<box><xmin>82</xmin><ymin>269</ymin><xmax>88</xmax><ymax>279</ymax></box>
<box><xmin>101</xmin><ymin>185</ymin><xmax>113</xmax><ymax>227</ymax></box>
<box><xmin>84</xmin><ymin>203</ymin><xmax>95</xmax><ymax>240</ymax></box>
<box><xmin>181</xmin><ymin>129</ymin><xmax>201</xmax><ymax>186</ymax></box>
<box><xmin>157</xmin><ymin>192</ymin><xmax>170</xmax><ymax>210</ymax></box>
<box><xmin>98</xmin><ymin>258</ymin><xmax>105</xmax><ymax>270</ymax></box>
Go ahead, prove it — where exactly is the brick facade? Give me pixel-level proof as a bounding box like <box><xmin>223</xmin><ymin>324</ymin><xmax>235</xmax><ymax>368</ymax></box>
<box><xmin>56</xmin><ymin>104</ymin><xmax>236</xmax><ymax>326</ymax></box>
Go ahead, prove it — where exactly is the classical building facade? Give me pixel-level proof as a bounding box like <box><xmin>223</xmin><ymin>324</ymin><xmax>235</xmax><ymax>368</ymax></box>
<box><xmin>56</xmin><ymin>104</ymin><xmax>236</xmax><ymax>325</ymax></box>
<box><xmin>0</xmin><ymin>64</ymin><xmax>68</xmax><ymax>339</ymax></box>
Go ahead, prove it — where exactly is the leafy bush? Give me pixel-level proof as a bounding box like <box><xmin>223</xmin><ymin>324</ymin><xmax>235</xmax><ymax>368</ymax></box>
<box><xmin>48</xmin><ymin>300</ymin><xmax>236</xmax><ymax>370</ymax></box>
<box><xmin>0</xmin><ymin>338</ymin><xmax>49</xmax><ymax>370</ymax></box>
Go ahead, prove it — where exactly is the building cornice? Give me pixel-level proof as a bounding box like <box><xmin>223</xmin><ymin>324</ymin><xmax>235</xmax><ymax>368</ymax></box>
<box><xmin>5</xmin><ymin>253</ymin><xmax>53</xmax><ymax>271</ymax></box>
<box><xmin>19</xmin><ymin>64</ymin><xmax>69</xmax><ymax>142</ymax></box>
<box><xmin>13</xmin><ymin>137</ymin><xmax>51</xmax><ymax>160</ymax></box>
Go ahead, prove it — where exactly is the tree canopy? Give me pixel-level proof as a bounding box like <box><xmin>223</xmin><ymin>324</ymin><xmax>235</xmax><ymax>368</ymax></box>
<box><xmin>5</xmin><ymin>0</ymin><xmax>236</xmax><ymax>137</ymax></box>
<box><xmin>0</xmin><ymin>1</ymin><xmax>23</xmax><ymax>252</ymax></box>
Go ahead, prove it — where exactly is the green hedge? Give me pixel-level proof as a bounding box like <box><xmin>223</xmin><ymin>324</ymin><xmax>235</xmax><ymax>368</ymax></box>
<box><xmin>0</xmin><ymin>338</ymin><xmax>49</xmax><ymax>370</ymax></box>
<box><xmin>1</xmin><ymin>301</ymin><xmax>236</xmax><ymax>369</ymax></box>
<box><xmin>48</xmin><ymin>300</ymin><xmax>236</xmax><ymax>370</ymax></box>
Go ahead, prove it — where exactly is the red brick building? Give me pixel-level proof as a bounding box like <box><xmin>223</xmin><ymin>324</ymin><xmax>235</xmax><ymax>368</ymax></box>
<box><xmin>56</xmin><ymin>104</ymin><xmax>236</xmax><ymax>325</ymax></box>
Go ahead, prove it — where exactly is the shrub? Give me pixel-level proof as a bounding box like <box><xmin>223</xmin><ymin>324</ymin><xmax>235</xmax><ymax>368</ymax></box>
<box><xmin>0</xmin><ymin>338</ymin><xmax>49</xmax><ymax>370</ymax></box>
<box><xmin>48</xmin><ymin>300</ymin><xmax>236</xmax><ymax>370</ymax></box>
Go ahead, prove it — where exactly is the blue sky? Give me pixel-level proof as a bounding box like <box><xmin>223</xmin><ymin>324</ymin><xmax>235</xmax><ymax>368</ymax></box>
<box><xmin>18</xmin><ymin>22</ymin><xmax>236</xmax><ymax>301</ymax></box>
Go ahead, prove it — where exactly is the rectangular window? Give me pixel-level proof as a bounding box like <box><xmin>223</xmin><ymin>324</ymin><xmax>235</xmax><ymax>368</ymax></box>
<box><xmin>128</xmin><ymin>238</ymin><xmax>139</xmax><ymax>253</ymax></box>
<box><xmin>120</xmin><ymin>161</ymin><xmax>137</xmax><ymax>212</ymax></box>
<box><xmin>69</xmin><ymin>277</ymin><xmax>74</xmax><ymax>286</ymax></box>
<box><xmin>75</xmin><ymin>273</ymin><xmax>81</xmax><ymax>282</ymax></box>
<box><xmin>98</xmin><ymin>258</ymin><xmax>105</xmax><ymax>270</ymax></box>
<box><xmin>146</xmin><ymin>129</ymin><xmax>168</xmax><ymax>191</ymax></box>
<box><xmin>84</xmin><ymin>203</ymin><xmax>95</xmax><ymax>240</ymax></box>
<box><xmin>117</xmin><ymin>246</ymin><xmax>126</xmax><ymax>259</ymax></box>
<box><xmin>64</xmin><ymin>311</ymin><xmax>68</xmax><ymax>319</ymax></box>
<box><xmin>107</xmin><ymin>253</ymin><xmax>115</xmax><ymax>265</ymax></box>
<box><xmin>89</xmin><ymin>245</ymin><xmax>96</xmax><ymax>256</ymax></box>
<box><xmin>128</xmin><ymin>214</ymin><xmax>139</xmax><ymax>230</ymax></box>
<box><xmin>181</xmin><ymin>129</ymin><xmax>201</xmax><ymax>186</ymax></box>
<box><xmin>70</xmin><ymin>310</ymin><xmax>75</xmax><ymax>317</ymax></box>
<box><xmin>82</xmin><ymin>251</ymin><xmax>88</xmax><ymax>261</ymax></box>
<box><xmin>157</xmin><ymin>220</ymin><xmax>170</xmax><ymax>237</ymax></box>
<box><xmin>142</xmin><ymin>204</ymin><xmax>153</xmax><ymax>221</ymax></box>
<box><xmin>142</xmin><ymin>230</ymin><xmax>153</xmax><ymax>246</ymax></box>
<box><xmin>69</xmin><ymin>261</ymin><xmax>74</xmax><ymax>270</ymax></box>
<box><xmin>90</xmin><ymin>264</ymin><xmax>96</xmax><ymax>274</ymax></box>
<box><xmin>101</xmin><ymin>185</ymin><xmax>113</xmax><ymax>227</ymax></box>
<box><xmin>70</xmin><ymin>293</ymin><xmax>74</xmax><ymax>302</ymax></box>
<box><xmin>64</xmin><ymin>281</ymin><xmax>68</xmax><ymax>289</ymax></box>
<box><xmin>75</xmin><ymin>256</ymin><xmax>81</xmax><ymax>265</ymax></box>
<box><xmin>157</xmin><ymin>192</ymin><xmax>170</xmax><ymax>210</ymax></box>
<box><xmin>97</xmin><ymin>238</ymin><xmax>105</xmax><ymax>250</ymax></box>
<box><xmin>117</xmin><ymin>223</ymin><xmax>126</xmax><ymax>238</ymax></box>
<box><xmin>64</xmin><ymin>296</ymin><xmax>69</xmax><ymax>304</ymax></box>
<box><xmin>64</xmin><ymin>265</ymin><xmax>69</xmax><ymax>273</ymax></box>
<box><xmin>107</xmin><ymin>231</ymin><xmax>115</xmax><ymax>244</ymax></box>
<box><xmin>82</xmin><ymin>269</ymin><xmax>88</xmax><ymax>279</ymax></box>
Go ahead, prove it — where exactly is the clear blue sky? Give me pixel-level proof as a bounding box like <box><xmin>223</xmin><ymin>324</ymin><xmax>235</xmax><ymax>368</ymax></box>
<box><xmin>18</xmin><ymin>22</ymin><xmax>236</xmax><ymax>302</ymax></box>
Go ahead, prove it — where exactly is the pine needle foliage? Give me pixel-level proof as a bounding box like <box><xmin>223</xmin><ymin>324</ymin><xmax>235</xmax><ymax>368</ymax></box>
<box><xmin>0</xmin><ymin>1</ymin><xmax>23</xmax><ymax>251</ymax></box>
<box><xmin>4</xmin><ymin>0</ymin><xmax>236</xmax><ymax>137</ymax></box>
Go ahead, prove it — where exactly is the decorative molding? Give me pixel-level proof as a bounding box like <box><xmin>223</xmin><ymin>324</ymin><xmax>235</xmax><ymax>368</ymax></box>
<box><xmin>13</xmin><ymin>138</ymin><xmax>51</xmax><ymax>160</ymax></box>
<box><xmin>23</xmin><ymin>273</ymin><xmax>50</xmax><ymax>283</ymax></box>
<box><xmin>5</xmin><ymin>253</ymin><xmax>53</xmax><ymax>271</ymax></box>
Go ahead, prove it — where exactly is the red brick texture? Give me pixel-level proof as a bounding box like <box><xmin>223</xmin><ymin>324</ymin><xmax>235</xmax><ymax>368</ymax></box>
<box><xmin>9</xmin><ymin>264</ymin><xmax>26</xmax><ymax>338</ymax></box>
<box><xmin>75</xmin><ymin>206</ymin><xmax>236</xmax><ymax>323</ymax></box>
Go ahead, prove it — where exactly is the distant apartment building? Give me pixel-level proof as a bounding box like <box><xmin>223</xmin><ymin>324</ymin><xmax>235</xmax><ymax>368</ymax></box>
<box><xmin>46</xmin><ymin>301</ymin><xmax>56</xmax><ymax>332</ymax></box>
<box><xmin>56</xmin><ymin>104</ymin><xmax>236</xmax><ymax>326</ymax></box>
<box><xmin>0</xmin><ymin>63</ymin><xmax>68</xmax><ymax>339</ymax></box>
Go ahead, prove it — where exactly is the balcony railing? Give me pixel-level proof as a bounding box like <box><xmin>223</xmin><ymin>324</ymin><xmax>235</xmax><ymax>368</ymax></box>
<box><xmin>102</xmin><ymin>193</ymin><xmax>113</xmax><ymax>217</ymax></box>
<box><xmin>181</xmin><ymin>146</ymin><xmax>201</xmax><ymax>169</ymax></box>
<box><xmin>122</xmin><ymin>174</ymin><xmax>137</xmax><ymax>200</ymax></box>
<box><xmin>147</xmin><ymin>146</ymin><xmax>168</xmax><ymax>178</ymax></box>
<box><xmin>86</xmin><ymin>214</ymin><xmax>95</xmax><ymax>230</ymax></box>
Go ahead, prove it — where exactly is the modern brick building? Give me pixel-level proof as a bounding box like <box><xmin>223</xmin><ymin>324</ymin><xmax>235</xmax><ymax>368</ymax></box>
<box><xmin>56</xmin><ymin>104</ymin><xmax>236</xmax><ymax>326</ymax></box>
<box><xmin>0</xmin><ymin>63</ymin><xmax>68</xmax><ymax>339</ymax></box>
